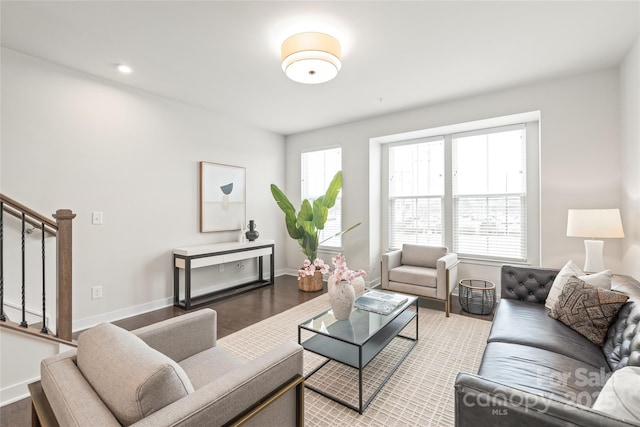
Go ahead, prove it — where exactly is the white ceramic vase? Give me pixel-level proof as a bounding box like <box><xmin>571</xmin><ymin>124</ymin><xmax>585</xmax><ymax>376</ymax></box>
<box><xmin>328</xmin><ymin>278</ymin><xmax>355</xmax><ymax>320</ymax></box>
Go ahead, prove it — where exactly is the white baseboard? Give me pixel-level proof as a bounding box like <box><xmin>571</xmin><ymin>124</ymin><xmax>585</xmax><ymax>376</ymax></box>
<box><xmin>72</xmin><ymin>297</ymin><xmax>173</xmax><ymax>332</ymax></box>
<box><xmin>0</xmin><ymin>376</ymin><xmax>39</xmax><ymax>407</ymax></box>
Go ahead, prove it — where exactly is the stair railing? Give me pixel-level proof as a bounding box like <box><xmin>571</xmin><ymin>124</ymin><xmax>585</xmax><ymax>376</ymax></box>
<box><xmin>0</xmin><ymin>194</ymin><xmax>75</xmax><ymax>343</ymax></box>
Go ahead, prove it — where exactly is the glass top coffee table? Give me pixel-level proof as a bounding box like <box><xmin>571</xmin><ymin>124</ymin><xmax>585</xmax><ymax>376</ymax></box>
<box><xmin>298</xmin><ymin>290</ymin><xmax>418</xmax><ymax>413</ymax></box>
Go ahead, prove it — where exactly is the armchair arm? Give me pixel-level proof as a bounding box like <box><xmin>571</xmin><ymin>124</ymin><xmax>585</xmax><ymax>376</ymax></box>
<box><xmin>436</xmin><ymin>253</ymin><xmax>459</xmax><ymax>301</ymax></box>
<box><xmin>134</xmin><ymin>342</ymin><xmax>304</xmax><ymax>427</ymax></box>
<box><xmin>382</xmin><ymin>250</ymin><xmax>402</xmax><ymax>288</ymax></box>
<box><xmin>455</xmin><ymin>372</ymin><xmax>638</xmax><ymax>427</ymax></box>
<box><xmin>133</xmin><ymin>308</ymin><xmax>217</xmax><ymax>362</ymax></box>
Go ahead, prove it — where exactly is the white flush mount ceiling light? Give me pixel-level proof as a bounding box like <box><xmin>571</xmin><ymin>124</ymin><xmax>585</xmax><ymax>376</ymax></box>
<box><xmin>281</xmin><ymin>32</ymin><xmax>342</xmax><ymax>84</ymax></box>
<box><xmin>116</xmin><ymin>64</ymin><xmax>132</xmax><ymax>74</ymax></box>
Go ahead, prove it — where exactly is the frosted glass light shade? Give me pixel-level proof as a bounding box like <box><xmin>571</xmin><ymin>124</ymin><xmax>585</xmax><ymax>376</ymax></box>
<box><xmin>281</xmin><ymin>32</ymin><xmax>342</xmax><ymax>84</ymax></box>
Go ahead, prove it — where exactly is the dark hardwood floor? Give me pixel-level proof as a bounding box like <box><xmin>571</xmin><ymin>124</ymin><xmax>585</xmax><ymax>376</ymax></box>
<box><xmin>0</xmin><ymin>274</ymin><xmax>325</xmax><ymax>427</ymax></box>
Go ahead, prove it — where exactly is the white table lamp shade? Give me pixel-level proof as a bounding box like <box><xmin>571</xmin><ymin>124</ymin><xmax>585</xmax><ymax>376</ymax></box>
<box><xmin>566</xmin><ymin>209</ymin><xmax>624</xmax><ymax>272</ymax></box>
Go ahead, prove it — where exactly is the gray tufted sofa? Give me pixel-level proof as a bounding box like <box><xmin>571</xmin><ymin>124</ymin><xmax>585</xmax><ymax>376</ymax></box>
<box><xmin>455</xmin><ymin>265</ymin><xmax>640</xmax><ymax>427</ymax></box>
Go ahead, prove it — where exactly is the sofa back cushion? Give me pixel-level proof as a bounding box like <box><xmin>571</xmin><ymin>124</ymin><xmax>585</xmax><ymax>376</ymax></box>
<box><xmin>77</xmin><ymin>322</ymin><xmax>194</xmax><ymax>426</ymax></box>
<box><xmin>401</xmin><ymin>244</ymin><xmax>447</xmax><ymax>269</ymax></box>
<box><xmin>603</xmin><ymin>302</ymin><xmax>640</xmax><ymax>370</ymax></box>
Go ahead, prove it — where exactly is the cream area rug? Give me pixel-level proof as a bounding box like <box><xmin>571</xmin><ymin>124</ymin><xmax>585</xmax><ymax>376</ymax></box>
<box><xmin>217</xmin><ymin>293</ymin><xmax>491</xmax><ymax>426</ymax></box>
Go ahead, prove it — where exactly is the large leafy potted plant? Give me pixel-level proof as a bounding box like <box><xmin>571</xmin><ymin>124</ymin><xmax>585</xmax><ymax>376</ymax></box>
<box><xmin>270</xmin><ymin>170</ymin><xmax>360</xmax><ymax>291</ymax></box>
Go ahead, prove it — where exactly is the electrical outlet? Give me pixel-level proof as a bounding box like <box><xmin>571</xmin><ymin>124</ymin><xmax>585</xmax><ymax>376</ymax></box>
<box><xmin>235</xmin><ymin>262</ymin><xmax>245</xmax><ymax>271</ymax></box>
<box><xmin>91</xmin><ymin>286</ymin><xmax>103</xmax><ymax>299</ymax></box>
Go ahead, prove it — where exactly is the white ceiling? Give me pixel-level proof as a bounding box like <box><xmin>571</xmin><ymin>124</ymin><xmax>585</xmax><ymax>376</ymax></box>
<box><xmin>1</xmin><ymin>1</ymin><xmax>638</xmax><ymax>135</ymax></box>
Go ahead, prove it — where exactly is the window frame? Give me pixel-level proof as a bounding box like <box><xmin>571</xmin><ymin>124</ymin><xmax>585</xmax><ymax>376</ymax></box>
<box><xmin>381</xmin><ymin>116</ymin><xmax>540</xmax><ymax>266</ymax></box>
<box><xmin>451</xmin><ymin>124</ymin><xmax>528</xmax><ymax>262</ymax></box>
<box><xmin>300</xmin><ymin>145</ymin><xmax>343</xmax><ymax>251</ymax></box>
<box><xmin>387</xmin><ymin>136</ymin><xmax>446</xmax><ymax>249</ymax></box>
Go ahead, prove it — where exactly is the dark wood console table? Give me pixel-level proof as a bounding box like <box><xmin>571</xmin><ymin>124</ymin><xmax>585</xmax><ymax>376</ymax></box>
<box><xmin>173</xmin><ymin>240</ymin><xmax>275</xmax><ymax>309</ymax></box>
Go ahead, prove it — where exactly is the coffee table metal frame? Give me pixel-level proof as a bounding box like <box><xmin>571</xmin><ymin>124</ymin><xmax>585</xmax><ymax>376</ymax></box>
<box><xmin>297</xmin><ymin>294</ymin><xmax>418</xmax><ymax>414</ymax></box>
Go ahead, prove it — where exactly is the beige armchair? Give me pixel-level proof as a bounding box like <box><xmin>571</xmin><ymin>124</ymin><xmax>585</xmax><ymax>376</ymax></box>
<box><xmin>30</xmin><ymin>309</ymin><xmax>304</xmax><ymax>426</ymax></box>
<box><xmin>381</xmin><ymin>244</ymin><xmax>458</xmax><ymax>316</ymax></box>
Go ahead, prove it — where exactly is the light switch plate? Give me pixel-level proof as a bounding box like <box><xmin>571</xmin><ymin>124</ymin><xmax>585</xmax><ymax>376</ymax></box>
<box><xmin>92</xmin><ymin>211</ymin><xmax>103</xmax><ymax>225</ymax></box>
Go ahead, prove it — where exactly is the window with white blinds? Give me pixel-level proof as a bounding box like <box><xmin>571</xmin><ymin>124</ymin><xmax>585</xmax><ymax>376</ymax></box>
<box><xmin>301</xmin><ymin>147</ymin><xmax>342</xmax><ymax>248</ymax></box>
<box><xmin>388</xmin><ymin>138</ymin><xmax>445</xmax><ymax>249</ymax></box>
<box><xmin>453</xmin><ymin>125</ymin><xmax>527</xmax><ymax>261</ymax></box>
<box><xmin>387</xmin><ymin>123</ymin><xmax>529</xmax><ymax>263</ymax></box>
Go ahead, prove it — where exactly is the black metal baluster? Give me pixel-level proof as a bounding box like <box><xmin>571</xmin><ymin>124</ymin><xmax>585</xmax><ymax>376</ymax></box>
<box><xmin>0</xmin><ymin>202</ymin><xmax>5</xmax><ymax>322</ymax></box>
<box><xmin>40</xmin><ymin>222</ymin><xmax>48</xmax><ymax>334</ymax></box>
<box><xmin>20</xmin><ymin>213</ymin><xmax>27</xmax><ymax>328</ymax></box>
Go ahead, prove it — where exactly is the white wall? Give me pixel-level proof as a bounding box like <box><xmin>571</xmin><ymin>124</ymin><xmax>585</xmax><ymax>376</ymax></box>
<box><xmin>621</xmin><ymin>37</ymin><xmax>640</xmax><ymax>278</ymax></box>
<box><xmin>0</xmin><ymin>330</ymin><xmax>66</xmax><ymax>406</ymax></box>
<box><xmin>285</xmin><ymin>68</ymin><xmax>625</xmax><ymax>283</ymax></box>
<box><xmin>1</xmin><ymin>48</ymin><xmax>286</xmax><ymax>328</ymax></box>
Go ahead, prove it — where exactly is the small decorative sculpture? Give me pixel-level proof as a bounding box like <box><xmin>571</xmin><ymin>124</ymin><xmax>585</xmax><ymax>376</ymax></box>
<box><xmin>245</xmin><ymin>220</ymin><xmax>259</xmax><ymax>241</ymax></box>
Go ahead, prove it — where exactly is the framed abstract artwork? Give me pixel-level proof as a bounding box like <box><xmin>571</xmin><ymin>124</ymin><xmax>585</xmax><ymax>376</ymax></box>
<box><xmin>200</xmin><ymin>162</ymin><xmax>246</xmax><ymax>232</ymax></box>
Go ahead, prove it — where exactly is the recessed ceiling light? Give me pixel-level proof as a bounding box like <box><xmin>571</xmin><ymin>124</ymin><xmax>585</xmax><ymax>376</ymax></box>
<box><xmin>116</xmin><ymin>64</ymin><xmax>133</xmax><ymax>74</ymax></box>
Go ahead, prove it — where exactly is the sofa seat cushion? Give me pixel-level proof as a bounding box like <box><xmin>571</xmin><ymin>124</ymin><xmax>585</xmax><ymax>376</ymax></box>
<box><xmin>389</xmin><ymin>265</ymin><xmax>437</xmax><ymax>288</ymax></box>
<box><xmin>478</xmin><ymin>342</ymin><xmax>606</xmax><ymax>404</ymax></box>
<box><xmin>179</xmin><ymin>347</ymin><xmax>246</xmax><ymax>389</ymax></box>
<box><xmin>488</xmin><ymin>299</ymin><xmax>610</xmax><ymax>369</ymax></box>
<box><xmin>401</xmin><ymin>244</ymin><xmax>447</xmax><ymax>268</ymax></box>
<box><xmin>77</xmin><ymin>322</ymin><xmax>194</xmax><ymax>426</ymax></box>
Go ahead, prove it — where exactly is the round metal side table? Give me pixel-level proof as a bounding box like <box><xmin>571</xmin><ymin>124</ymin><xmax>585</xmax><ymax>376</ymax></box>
<box><xmin>458</xmin><ymin>278</ymin><xmax>496</xmax><ymax>315</ymax></box>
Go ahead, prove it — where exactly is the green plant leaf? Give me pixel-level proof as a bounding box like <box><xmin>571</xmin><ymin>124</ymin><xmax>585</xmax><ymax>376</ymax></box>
<box><xmin>313</xmin><ymin>199</ymin><xmax>329</xmax><ymax>230</ymax></box>
<box><xmin>322</xmin><ymin>171</ymin><xmax>342</xmax><ymax>208</ymax></box>
<box><xmin>298</xmin><ymin>199</ymin><xmax>313</xmax><ymax>222</ymax></box>
<box><xmin>284</xmin><ymin>211</ymin><xmax>301</xmax><ymax>239</ymax></box>
<box><xmin>270</xmin><ymin>184</ymin><xmax>295</xmax><ymax>215</ymax></box>
<box><xmin>271</xmin><ymin>184</ymin><xmax>301</xmax><ymax>239</ymax></box>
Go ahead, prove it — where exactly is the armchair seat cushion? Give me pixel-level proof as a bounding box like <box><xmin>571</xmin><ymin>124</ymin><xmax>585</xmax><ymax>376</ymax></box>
<box><xmin>77</xmin><ymin>322</ymin><xmax>195</xmax><ymax>426</ymax></box>
<box><xmin>179</xmin><ymin>347</ymin><xmax>247</xmax><ymax>389</ymax></box>
<box><xmin>389</xmin><ymin>264</ymin><xmax>437</xmax><ymax>288</ymax></box>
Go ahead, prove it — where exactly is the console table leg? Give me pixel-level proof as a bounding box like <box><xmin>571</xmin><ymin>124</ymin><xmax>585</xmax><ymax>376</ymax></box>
<box><xmin>270</xmin><ymin>245</ymin><xmax>275</xmax><ymax>284</ymax></box>
<box><xmin>185</xmin><ymin>258</ymin><xmax>192</xmax><ymax>310</ymax></box>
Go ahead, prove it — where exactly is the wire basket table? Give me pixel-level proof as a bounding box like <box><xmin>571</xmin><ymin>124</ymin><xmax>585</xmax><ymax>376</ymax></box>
<box><xmin>458</xmin><ymin>278</ymin><xmax>496</xmax><ymax>315</ymax></box>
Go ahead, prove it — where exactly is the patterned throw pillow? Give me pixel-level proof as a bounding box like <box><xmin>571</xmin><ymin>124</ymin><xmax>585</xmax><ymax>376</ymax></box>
<box><xmin>549</xmin><ymin>276</ymin><xmax>628</xmax><ymax>346</ymax></box>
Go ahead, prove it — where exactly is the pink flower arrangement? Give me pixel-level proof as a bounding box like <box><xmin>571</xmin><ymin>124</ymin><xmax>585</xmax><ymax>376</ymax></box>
<box><xmin>298</xmin><ymin>258</ymin><xmax>330</xmax><ymax>280</ymax></box>
<box><xmin>331</xmin><ymin>253</ymin><xmax>367</xmax><ymax>284</ymax></box>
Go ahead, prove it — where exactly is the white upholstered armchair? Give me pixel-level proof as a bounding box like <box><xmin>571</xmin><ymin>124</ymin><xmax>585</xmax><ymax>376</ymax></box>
<box><xmin>381</xmin><ymin>244</ymin><xmax>459</xmax><ymax>316</ymax></box>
